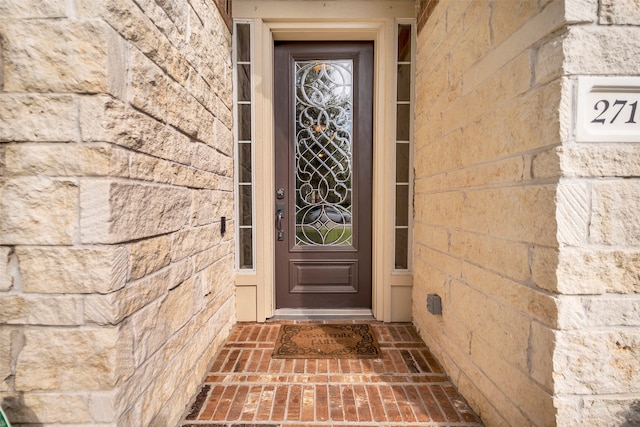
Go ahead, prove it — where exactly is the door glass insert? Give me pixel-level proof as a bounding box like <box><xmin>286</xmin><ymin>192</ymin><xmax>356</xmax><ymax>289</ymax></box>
<box><xmin>294</xmin><ymin>60</ymin><xmax>353</xmax><ymax>246</ymax></box>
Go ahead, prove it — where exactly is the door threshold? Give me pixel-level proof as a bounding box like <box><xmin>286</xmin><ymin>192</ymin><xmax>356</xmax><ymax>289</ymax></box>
<box><xmin>269</xmin><ymin>308</ymin><xmax>375</xmax><ymax>321</ymax></box>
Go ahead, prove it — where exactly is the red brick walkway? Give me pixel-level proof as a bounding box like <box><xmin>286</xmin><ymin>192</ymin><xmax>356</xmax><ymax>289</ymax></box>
<box><xmin>181</xmin><ymin>321</ymin><xmax>483</xmax><ymax>426</ymax></box>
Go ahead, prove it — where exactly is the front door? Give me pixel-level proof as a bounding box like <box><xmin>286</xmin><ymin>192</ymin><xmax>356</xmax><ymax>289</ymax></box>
<box><xmin>274</xmin><ymin>41</ymin><xmax>373</xmax><ymax>309</ymax></box>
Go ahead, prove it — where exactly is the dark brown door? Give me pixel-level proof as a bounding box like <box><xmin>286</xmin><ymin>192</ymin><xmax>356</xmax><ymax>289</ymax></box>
<box><xmin>274</xmin><ymin>41</ymin><xmax>373</xmax><ymax>309</ymax></box>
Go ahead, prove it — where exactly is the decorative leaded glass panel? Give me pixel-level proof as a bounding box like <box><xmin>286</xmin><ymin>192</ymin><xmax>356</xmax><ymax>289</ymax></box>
<box><xmin>294</xmin><ymin>60</ymin><xmax>353</xmax><ymax>246</ymax></box>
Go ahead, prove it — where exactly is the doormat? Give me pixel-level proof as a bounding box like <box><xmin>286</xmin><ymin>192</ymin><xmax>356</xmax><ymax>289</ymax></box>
<box><xmin>273</xmin><ymin>324</ymin><xmax>381</xmax><ymax>359</ymax></box>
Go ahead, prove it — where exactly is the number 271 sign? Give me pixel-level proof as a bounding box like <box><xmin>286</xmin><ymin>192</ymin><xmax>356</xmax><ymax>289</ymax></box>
<box><xmin>576</xmin><ymin>76</ymin><xmax>640</xmax><ymax>143</ymax></box>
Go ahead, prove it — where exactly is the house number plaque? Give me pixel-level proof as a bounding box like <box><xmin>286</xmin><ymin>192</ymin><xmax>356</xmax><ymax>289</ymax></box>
<box><xmin>576</xmin><ymin>76</ymin><xmax>640</xmax><ymax>143</ymax></box>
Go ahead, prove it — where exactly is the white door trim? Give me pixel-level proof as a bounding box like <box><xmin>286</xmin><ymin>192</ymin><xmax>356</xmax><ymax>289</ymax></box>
<box><xmin>252</xmin><ymin>20</ymin><xmax>393</xmax><ymax>321</ymax></box>
<box><xmin>233</xmin><ymin>3</ymin><xmax>415</xmax><ymax>322</ymax></box>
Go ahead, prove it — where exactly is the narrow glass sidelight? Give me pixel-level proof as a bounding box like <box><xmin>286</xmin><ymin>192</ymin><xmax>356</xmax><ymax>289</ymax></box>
<box><xmin>294</xmin><ymin>60</ymin><xmax>354</xmax><ymax>246</ymax></box>
<box><xmin>234</xmin><ymin>21</ymin><xmax>254</xmax><ymax>269</ymax></box>
<box><xmin>394</xmin><ymin>22</ymin><xmax>415</xmax><ymax>270</ymax></box>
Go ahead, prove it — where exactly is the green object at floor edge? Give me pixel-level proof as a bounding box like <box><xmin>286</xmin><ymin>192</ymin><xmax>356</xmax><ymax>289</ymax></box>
<box><xmin>0</xmin><ymin>406</ymin><xmax>10</xmax><ymax>427</ymax></box>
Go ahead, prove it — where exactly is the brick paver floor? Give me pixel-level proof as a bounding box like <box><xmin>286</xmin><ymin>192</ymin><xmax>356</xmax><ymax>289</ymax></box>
<box><xmin>180</xmin><ymin>321</ymin><xmax>483</xmax><ymax>426</ymax></box>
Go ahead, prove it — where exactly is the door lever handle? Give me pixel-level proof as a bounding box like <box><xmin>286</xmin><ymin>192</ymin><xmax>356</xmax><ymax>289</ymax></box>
<box><xmin>276</xmin><ymin>204</ymin><xmax>285</xmax><ymax>241</ymax></box>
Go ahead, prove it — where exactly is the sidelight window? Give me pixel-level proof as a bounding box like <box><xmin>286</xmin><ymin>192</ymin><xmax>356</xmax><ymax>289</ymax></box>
<box><xmin>234</xmin><ymin>21</ymin><xmax>254</xmax><ymax>270</ymax></box>
<box><xmin>394</xmin><ymin>22</ymin><xmax>415</xmax><ymax>270</ymax></box>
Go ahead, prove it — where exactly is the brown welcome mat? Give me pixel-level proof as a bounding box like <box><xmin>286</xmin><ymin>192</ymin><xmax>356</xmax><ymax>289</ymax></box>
<box><xmin>273</xmin><ymin>324</ymin><xmax>381</xmax><ymax>359</ymax></box>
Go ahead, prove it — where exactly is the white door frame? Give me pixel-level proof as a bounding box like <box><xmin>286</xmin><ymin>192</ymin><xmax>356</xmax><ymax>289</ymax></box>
<box><xmin>233</xmin><ymin>1</ymin><xmax>415</xmax><ymax>322</ymax></box>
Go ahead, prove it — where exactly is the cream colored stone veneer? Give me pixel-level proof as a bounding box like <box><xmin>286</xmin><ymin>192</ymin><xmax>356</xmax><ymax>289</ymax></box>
<box><xmin>0</xmin><ymin>0</ymin><xmax>235</xmax><ymax>425</ymax></box>
<box><xmin>413</xmin><ymin>0</ymin><xmax>640</xmax><ymax>426</ymax></box>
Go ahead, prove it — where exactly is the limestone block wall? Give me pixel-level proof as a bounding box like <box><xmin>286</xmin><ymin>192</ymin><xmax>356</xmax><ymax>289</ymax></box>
<box><xmin>0</xmin><ymin>0</ymin><xmax>235</xmax><ymax>425</ymax></box>
<box><xmin>414</xmin><ymin>0</ymin><xmax>640</xmax><ymax>426</ymax></box>
<box><xmin>413</xmin><ymin>1</ymin><xmax>563</xmax><ymax>425</ymax></box>
<box><xmin>554</xmin><ymin>0</ymin><xmax>640</xmax><ymax>424</ymax></box>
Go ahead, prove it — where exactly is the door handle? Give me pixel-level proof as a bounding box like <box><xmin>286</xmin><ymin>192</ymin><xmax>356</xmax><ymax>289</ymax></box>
<box><xmin>276</xmin><ymin>203</ymin><xmax>285</xmax><ymax>241</ymax></box>
<box><xmin>276</xmin><ymin>211</ymin><xmax>283</xmax><ymax>230</ymax></box>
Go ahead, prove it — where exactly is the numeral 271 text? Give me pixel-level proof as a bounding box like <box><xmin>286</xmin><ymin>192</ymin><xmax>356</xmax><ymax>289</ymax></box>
<box><xmin>591</xmin><ymin>99</ymin><xmax>638</xmax><ymax>125</ymax></box>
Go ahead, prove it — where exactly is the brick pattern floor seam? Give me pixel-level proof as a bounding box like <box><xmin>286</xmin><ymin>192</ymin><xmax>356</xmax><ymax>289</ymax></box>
<box><xmin>181</xmin><ymin>322</ymin><xmax>483</xmax><ymax>427</ymax></box>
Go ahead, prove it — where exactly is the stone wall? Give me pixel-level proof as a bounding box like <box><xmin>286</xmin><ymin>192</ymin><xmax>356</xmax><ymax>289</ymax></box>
<box><xmin>413</xmin><ymin>1</ymin><xmax>564</xmax><ymax>425</ymax></box>
<box><xmin>555</xmin><ymin>0</ymin><xmax>640</xmax><ymax>424</ymax></box>
<box><xmin>413</xmin><ymin>0</ymin><xmax>640</xmax><ymax>426</ymax></box>
<box><xmin>0</xmin><ymin>0</ymin><xmax>235</xmax><ymax>425</ymax></box>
